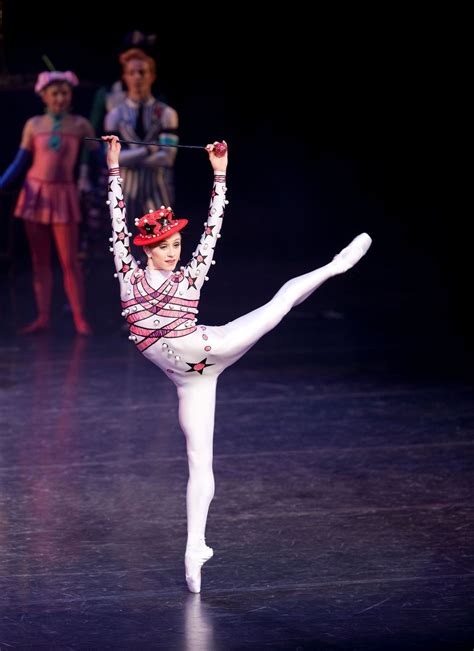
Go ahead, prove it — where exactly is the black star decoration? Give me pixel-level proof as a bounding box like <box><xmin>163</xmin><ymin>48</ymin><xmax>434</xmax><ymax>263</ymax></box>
<box><xmin>195</xmin><ymin>253</ymin><xmax>208</xmax><ymax>267</ymax></box>
<box><xmin>157</xmin><ymin>215</ymin><xmax>170</xmax><ymax>228</ymax></box>
<box><xmin>120</xmin><ymin>261</ymin><xmax>132</xmax><ymax>275</ymax></box>
<box><xmin>114</xmin><ymin>227</ymin><xmax>127</xmax><ymax>241</ymax></box>
<box><xmin>114</xmin><ymin>198</ymin><xmax>125</xmax><ymax>213</ymax></box>
<box><xmin>143</xmin><ymin>222</ymin><xmax>157</xmax><ymax>235</ymax></box>
<box><xmin>187</xmin><ymin>273</ymin><xmax>198</xmax><ymax>289</ymax></box>
<box><xmin>186</xmin><ymin>358</ymin><xmax>215</xmax><ymax>375</ymax></box>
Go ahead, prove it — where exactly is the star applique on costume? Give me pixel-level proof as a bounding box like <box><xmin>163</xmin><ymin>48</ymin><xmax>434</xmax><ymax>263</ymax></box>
<box><xmin>204</xmin><ymin>224</ymin><xmax>215</xmax><ymax>237</ymax></box>
<box><xmin>115</xmin><ymin>227</ymin><xmax>127</xmax><ymax>241</ymax></box>
<box><xmin>195</xmin><ymin>253</ymin><xmax>208</xmax><ymax>266</ymax></box>
<box><xmin>187</xmin><ymin>273</ymin><xmax>198</xmax><ymax>289</ymax></box>
<box><xmin>114</xmin><ymin>198</ymin><xmax>126</xmax><ymax>212</ymax></box>
<box><xmin>120</xmin><ymin>261</ymin><xmax>132</xmax><ymax>275</ymax></box>
<box><xmin>186</xmin><ymin>358</ymin><xmax>215</xmax><ymax>375</ymax></box>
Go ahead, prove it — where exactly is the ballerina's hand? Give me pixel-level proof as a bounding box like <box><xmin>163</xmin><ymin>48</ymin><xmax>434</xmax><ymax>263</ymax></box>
<box><xmin>206</xmin><ymin>140</ymin><xmax>228</xmax><ymax>173</ymax></box>
<box><xmin>101</xmin><ymin>135</ymin><xmax>121</xmax><ymax>168</ymax></box>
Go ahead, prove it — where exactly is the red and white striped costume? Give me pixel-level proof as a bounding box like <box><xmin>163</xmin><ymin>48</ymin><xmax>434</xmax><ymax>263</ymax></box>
<box><xmin>107</xmin><ymin>165</ymin><xmax>372</xmax><ymax>592</ymax></box>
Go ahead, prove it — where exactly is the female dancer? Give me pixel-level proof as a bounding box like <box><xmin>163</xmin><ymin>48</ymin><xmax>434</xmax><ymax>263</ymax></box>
<box><xmin>0</xmin><ymin>70</ymin><xmax>97</xmax><ymax>335</ymax></box>
<box><xmin>103</xmin><ymin>135</ymin><xmax>372</xmax><ymax>593</ymax></box>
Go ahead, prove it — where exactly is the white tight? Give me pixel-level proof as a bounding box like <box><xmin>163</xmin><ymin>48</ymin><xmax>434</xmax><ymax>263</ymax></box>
<box><xmin>177</xmin><ymin>377</ymin><xmax>217</xmax><ymax>551</ymax></box>
<box><xmin>178</xmin><ymin>260</ymin><xmax>337</xmax><ymax>551</ymax></box>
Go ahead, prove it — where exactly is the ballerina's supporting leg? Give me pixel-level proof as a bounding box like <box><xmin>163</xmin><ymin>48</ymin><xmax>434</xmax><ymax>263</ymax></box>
<box><xmin>177</xmin><ymin>377</ymin><xmax>218</xmax><ymax>593</ymax></box>
<box><xmin>220</xmin><ymin>233</ymin><xmax>372</xmax><ymax>364</ymax></box>
<box><xmin>175</xmin><ymin>233</ymin><xmax>372</xmax><ymax>592</ymax></box>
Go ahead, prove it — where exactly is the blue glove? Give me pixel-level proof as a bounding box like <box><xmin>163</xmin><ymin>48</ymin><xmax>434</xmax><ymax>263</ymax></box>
<box><xmin>0</xmin><ymin>148</ymin><xmax>32</xmax><ymax>190</ymax></box>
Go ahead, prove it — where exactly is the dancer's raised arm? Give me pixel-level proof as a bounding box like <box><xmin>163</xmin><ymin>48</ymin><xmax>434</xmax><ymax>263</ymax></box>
<box><xmin>183</xmin><ymin>141</ymin><xmax>228</xmax><ymax>293</ymax></box>
<box><xmin>103</xmin><ymin>135</ymin><xmax>140</xmax><ymax>302</ymax></box>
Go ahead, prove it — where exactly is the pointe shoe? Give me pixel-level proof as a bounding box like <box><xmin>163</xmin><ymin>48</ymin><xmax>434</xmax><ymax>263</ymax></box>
<box><xmin>17</xmin><ymin>318</ymin><xmax>51</xmax><ymax>335</ymax></box>
<box><xmin>185</xmin><ymin>545</ymin><xmax>214</xmax><ymax>594</ymax></box>
<box><xmin>331</xmin><ymin>233</ymin><xmax>372</xmax><ymax>273</ymax></box>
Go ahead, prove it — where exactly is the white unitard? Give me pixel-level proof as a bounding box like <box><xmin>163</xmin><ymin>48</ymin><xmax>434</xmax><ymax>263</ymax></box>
<box><xmin>107</xmin><ymin>165</ymin><xmax>372</xmax><ymax>589</ymax></box>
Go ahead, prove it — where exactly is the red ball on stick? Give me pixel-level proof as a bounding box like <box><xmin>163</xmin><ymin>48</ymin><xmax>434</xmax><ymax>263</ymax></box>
<box><xmin>213</xmin><ymin>142</ymin><xmax>228</xmax><ymax>158</ymax></box>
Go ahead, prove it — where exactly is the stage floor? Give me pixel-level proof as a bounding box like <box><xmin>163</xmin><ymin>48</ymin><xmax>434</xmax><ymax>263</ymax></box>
<box><xmin>1</xmin><ymin>259</ymin><xmax>473</xmax><ymax>650</ymax></box>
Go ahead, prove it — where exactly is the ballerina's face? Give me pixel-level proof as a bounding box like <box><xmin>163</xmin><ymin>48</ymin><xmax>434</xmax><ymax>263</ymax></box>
<box><xmin>41</xmin><ymin>82</ymin><xmax>73</xmax><ymax>114</ymax></box>
<box><xmin>146</xmin><ymin>233</ymin><xmax>182</xmax><ymax>271</ymax></box>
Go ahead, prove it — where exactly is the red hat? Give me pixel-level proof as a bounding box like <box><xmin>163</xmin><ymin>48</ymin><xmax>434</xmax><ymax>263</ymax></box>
<box><xmin>133</xmin><ymin>206</ymin><xmax>188</xmax><ymax>246</ymax></box>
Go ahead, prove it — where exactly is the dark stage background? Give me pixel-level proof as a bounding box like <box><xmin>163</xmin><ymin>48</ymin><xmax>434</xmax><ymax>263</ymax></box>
<box><xmin>0</xmin><ymin>4</ymin><xmax>469</xmax><ymax>379</ymax></box>
<box><xmin>1</xmin><ymin>5</ymin><xmax>465</xmax><ymax>351</ymax></box>
<box><xmin>0</xmin><ymin>6</ymin><xmax>473</xmax><ymax>651</ymax></box>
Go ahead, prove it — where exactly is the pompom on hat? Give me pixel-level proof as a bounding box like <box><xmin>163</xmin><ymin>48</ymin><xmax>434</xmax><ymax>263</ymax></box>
<box><xmin>35</xmin><ymin>71</ymin><xmax>79</xmax><ymax>94</ymax></box>
<box><xmin>133</xmin><ymin>206</ymin><xmax>188</xmax><ymax>246</ymax></box>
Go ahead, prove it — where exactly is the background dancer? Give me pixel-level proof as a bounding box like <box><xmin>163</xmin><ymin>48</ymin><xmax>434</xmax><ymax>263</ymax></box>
<box><xmin>0</xmin><ymin>70</ymin><xmax>98</xmax><ymax>334</ymax></box>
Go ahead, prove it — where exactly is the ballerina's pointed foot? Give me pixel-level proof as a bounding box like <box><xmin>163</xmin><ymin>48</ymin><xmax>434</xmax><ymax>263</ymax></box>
<box><xmin>185</xmin><ymin>544</ymin><xmax>214</xmax><ymax>594</ymax></box>
<box><xmin>331</xmin><ymin>233</ymin><xmax>372</xmax><ymax>274</ymax></box>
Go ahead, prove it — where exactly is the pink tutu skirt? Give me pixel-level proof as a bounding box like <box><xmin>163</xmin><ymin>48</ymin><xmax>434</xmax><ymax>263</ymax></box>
<box><xmin>15</xmin><ymin>176</ymin><xmax>81</xmax><ymax>224</ymax></box>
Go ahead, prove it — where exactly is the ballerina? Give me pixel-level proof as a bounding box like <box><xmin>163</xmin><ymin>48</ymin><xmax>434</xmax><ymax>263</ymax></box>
<box><xmin>102</xmin><ymin>134</ymin><xmax>372</xmax><ymax>592</ymax></box>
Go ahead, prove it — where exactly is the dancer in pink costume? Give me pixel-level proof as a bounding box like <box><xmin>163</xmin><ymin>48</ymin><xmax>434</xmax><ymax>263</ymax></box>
<box><xmin>0</xmin><ymin>71</ymin><xmax>97</xmax><ymax>335</ymax></box>
<box><xmin>103</xmin><ymin>135</ymin><xmax>372</xmax><ymax>593</ymax></box>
